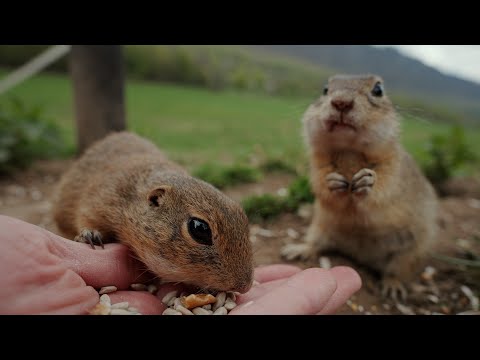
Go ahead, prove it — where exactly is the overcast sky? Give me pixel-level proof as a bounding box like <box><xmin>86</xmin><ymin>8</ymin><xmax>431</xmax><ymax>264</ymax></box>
<box><xmin>373</xmin><ymin>45</ymin><xmax>480</xmax><ymax>85</ymax></box>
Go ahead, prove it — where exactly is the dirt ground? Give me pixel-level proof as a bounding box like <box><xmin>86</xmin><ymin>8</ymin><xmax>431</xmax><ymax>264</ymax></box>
<box><xmin>1</xmin><ymin>159</ymin><xmax>479</xmax><ymax>315</ymax></box>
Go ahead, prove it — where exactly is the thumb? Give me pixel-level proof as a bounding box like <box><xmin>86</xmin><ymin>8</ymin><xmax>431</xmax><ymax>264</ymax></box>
<box><xmin>44</xmin><ymin>229</ymin><xmax>153</xmax><ymax>289</ymax></box>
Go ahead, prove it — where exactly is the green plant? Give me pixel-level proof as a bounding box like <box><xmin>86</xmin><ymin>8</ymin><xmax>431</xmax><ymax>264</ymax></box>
<box><xmin>193</xmin><ymin>163</ymin><xmax>261</xmax><ymax>189</ymax></box>
<box><xmin>0</xmin><ymin>97</ymin><xmax>64</xmax><ymax>175</ymax></box>
<box><xmin>242</xmin><ymin>194</ymin><xmax>288</xmax><ymax>222</ymax></box>
<box><xmin>242</xmin><ymin>175</ymin><xmax>314</xmax><ymax>222</ymax></box>
<box><xmin>259</xmin><ymin>158</ymin><xmax>297</xmax><ymax>175</ymax></box>
<box><xmin>423</xmin><ymin>125</ymin><xmax>477</xmax><ymax>185</ymax></box>
<box><xmin>284</xmin><ymin>175</ymin><xmax>314</xmax><ymax>210</ymax></box>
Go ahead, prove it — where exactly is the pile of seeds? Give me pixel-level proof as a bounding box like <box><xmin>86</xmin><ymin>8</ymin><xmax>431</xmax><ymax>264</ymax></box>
<box><xmin>161</xmin><ymin>291</ymin><xmax>238</xmax><ymax>315</ymax></box>
<box><xmin>89</xmin><ymin>294</ymin><xmax>142</xmax><ymax>315</ymax></box>
<box><xmin>89</xmin><ymin>283</ymin><xmax>159</xmax><ymax>315</ymax></box>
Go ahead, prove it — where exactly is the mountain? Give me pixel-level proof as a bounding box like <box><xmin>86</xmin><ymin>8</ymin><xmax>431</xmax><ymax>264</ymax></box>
<box><xmin>247</xmin><ymin>45</ymin><xmax>480</xmax><ymax>122</ymax></box>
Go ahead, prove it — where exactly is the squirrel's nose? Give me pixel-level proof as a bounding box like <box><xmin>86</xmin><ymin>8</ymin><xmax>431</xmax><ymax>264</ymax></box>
<box><xmin>331</xmin><ymin>98</ymin><xmax>354</xmax><ymax>112</ymax></box>
<box><xmin>232</xmin><ymin>278</ymin><xmax>253</xmax><ymax>294</ymax></box>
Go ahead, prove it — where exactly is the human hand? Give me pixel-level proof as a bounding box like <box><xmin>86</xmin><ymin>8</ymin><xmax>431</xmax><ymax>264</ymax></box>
<box><xmin>0</xmin><ymin>215</ymin><xmax>162</xmax><ymax>314</ymax></box>
<box><xmin>0</xmin><ymin>215</ymin><xmax>361</xmax><ymax>315</ymax></box>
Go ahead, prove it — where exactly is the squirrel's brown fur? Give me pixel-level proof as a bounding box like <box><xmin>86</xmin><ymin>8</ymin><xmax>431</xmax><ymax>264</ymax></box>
<box><xmin>281</xmin><ymin>74</ymin><xmax>439</xmax><ymax>299</ymax></box>
<box><xmin>52</xmin><ymin>131</ymin><xmax>254</xmax><ymax>293</ymax></box>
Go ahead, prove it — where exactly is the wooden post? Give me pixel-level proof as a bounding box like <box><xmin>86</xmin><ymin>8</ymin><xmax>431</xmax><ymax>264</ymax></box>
<box><xmin>70</xmin><ymin>45</ymin><xmax>126</xmax><ymax>154</ymax></box>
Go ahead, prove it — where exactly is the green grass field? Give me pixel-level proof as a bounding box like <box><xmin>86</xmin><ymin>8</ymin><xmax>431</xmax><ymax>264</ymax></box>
<box><xmin>1</xmin><ymin>69</ymin><xmax>479</xmax><ymax>175</ymax></box>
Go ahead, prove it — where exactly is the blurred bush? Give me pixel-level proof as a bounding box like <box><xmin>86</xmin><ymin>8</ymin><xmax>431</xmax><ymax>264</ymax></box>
<box><xmin>0</xmin><ymin>45</ymin><xmax>329</xmax><ymax>97</ymax></box>
<box><xmin>242</xmin><ymin>194</ymin><xmax>287</xmax><ymax>222</ymax></box>
<box><xmin>284</xmin><ymin>175</ymin><xmax>315</xmax><ymax>210</ymax></box>
<box><xmin>423</xmin><ymin>125</ymin><xmax>477</xmax><ymax>187</ymax></box>
<box><xmin>242</xmin><ymin>174</ymin><xmax>314</xmax><ymax>222</ymax></box>
<box><xmin>193</xmin><ymin>163</ymin><xmax>261</xmax><ymax>189</ymax></box>
<box><xmin>0</xmin><ymin>97</ymin><xmax>64</xmax><ymax>175</ymax></box>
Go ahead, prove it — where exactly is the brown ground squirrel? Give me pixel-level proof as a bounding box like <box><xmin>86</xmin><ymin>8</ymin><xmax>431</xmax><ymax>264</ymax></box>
<box><xmin>52</xmin><ymin>131</ymin><xmax>254</xmax><ymax>294</ymax></box>
<box><xmin>281</xmin><ymin>74</ymin><xmax>439</xmax><ymax>300</ymax></box>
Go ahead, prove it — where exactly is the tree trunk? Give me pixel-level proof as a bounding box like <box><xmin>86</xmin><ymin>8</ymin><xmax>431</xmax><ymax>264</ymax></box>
<box><xmin>70</xmin><ymin>45</ymin><xmax>126</xmax><ymax>154</ymax></box>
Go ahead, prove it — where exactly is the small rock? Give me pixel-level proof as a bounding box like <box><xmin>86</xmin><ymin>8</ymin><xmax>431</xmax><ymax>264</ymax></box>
<box><xmin>467</xmin><ymin>198</ymin><xmax>480</xmax><ymax>209</ymax></box>
<box><xmin>382</xmin><ymin>303</ymin><xmax>391</xmax><ymax>311</ymax></box>
<box><xmin>256</xmin><ymin>228</ymin><xmax>274</xmax><ymax>237</ymax></box>
<box><xmin>297</xmin><ymin>203</ymin><xmax>313</xmax><ymax>219</ymax></box>
<box><xmin>396</xmin><ymin>303</ymin><xmax>415</xmax><ymax>315</ymax></box>
<box><xmin>411</xmin><ymin>283</ymin><xmax>429</xmax><ymax>293</ymax></box>
<box><xmin>286</xmin><ymin>228</ymin><xmax>299</xmax><ymax>239</ymax></box>
<box><xmin>417</xmin><ymin>308</ymin><xmax>432</xmax><ymax>315</ymax></box>
<box><xmin>6</xmin><ymin>185</ymin><xmax>26</xmax><ymax>198</ymax></box>
<box><xmin>457</xmin><ymin>310</ymin><xmax>480</xmax><ymax>315</ymax></box>
<box><xmin>441</xmin><ymin>306</ymin><xmax>451</xmax><ymax>314</ymax></box>
<box><xmin>30</xmin><ymin>189</ymin><xmax>42</xmax><ymax>201</ymax></box>
<box><xmin>460</xmin><ymin>285</ymin><xmax>479</xmax><ymax>311</ymax></box>
<box><xmin>427</xmin><ymin>295</ymin><xmax>439</xmax><ymax>304</ymax></box>
<box><xmin>277</xmin><ymin>188</ymin><xmax>288</xmax><ymax>197</ymax></box>
<box><xmin>457</xmin><ymin>239</ymin><xmax>471</xmax><ymax>249</ymax></box>
<box><xmin>421</xmin><ymin>266</ymin><xmax>437</xmax><ymax>281</ymax></box>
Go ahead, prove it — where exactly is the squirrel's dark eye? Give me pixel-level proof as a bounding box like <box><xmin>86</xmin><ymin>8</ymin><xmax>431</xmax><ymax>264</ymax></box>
<box><xmin>371</xmin><ymin>82</ymin><xmax>384</xmax><ymax>97</ymax></box>
<box><xmin>323</xmin><ymin>85</ymin><xmax>328</xmax><ymax>95</ymax></box>
<box><xmin>188</xmin><ymin>217</ymin><xmax>212</xmax><ymax>245</ymax></box>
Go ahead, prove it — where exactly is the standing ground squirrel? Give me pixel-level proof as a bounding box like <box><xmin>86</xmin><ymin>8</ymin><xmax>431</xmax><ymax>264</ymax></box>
<box><xmin>281</xmin><ymin>74</ymin><xmax>439</xmax><ymax>300</ymax></box>
<box><xmin>52</xmin><ymin>131</ymin><xmax>254</xmax><ymax>294</ymax></box>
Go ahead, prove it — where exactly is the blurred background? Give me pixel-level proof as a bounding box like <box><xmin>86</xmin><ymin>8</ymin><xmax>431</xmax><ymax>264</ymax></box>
<box><xmin>1</xmin><ymin>45</ymin><xmax>479</xmax><ymax>181</ymax></box>
<box><xmin>0</xmin><ymin>45</ymin><xmax>479</xmax><ymax>315</ymax></box>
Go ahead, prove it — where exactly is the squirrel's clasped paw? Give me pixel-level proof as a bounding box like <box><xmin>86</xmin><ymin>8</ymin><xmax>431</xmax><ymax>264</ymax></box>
<box><xmin>351</xmin><ymin>168</ymin><xmax>376</xmax><ymax>195</ymax></box>
<box><xmin>74</xmin><ymin>229</ymin><xmax>104</xmax><ymax>250</ymax></box>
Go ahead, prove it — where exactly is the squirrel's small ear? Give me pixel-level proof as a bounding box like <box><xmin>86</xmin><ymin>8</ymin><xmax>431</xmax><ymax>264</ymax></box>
<box><xmin>148</xmin><ymin>185</ymin><xmax>172</xmax><ymax>207</ymax></box>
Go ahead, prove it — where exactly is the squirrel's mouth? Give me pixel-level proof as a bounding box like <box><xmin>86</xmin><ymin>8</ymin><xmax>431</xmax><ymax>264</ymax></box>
<box><xmin>326</xmin><ymin>119</ymin><xmax>357</xmax><ymax>133</ymax></box>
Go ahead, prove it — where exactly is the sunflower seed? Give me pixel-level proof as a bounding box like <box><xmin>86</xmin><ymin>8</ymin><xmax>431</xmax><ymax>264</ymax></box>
<box><xmin>176</xmin><ymin>305</ymin><xmax>194</xmax><ymax>315</ymax></box>
<box><xmin>192</xmin><ymin>307</ymin><xmax>212</xmax><ymax>315</ymax></box>
<box><xmin>110</xmin><ymin>309</ymin><xmax>133</xmax><ymax>315</ymax></box>
<box><xmin>111</xmin><ymin>302</ymin><xmax>129</xmax><ymax>309</ymax></box>
<box><xmin>99</xmin><ymin>294</ymin><xmax>111</xmax><ymax>305</ymax></box>
<box><xmin>162</xmin><ymin>308</ymin><xmax>182</xmax><ymax>315</ymax></box>
<box><xmin>212</xmin><ymin>292</ymin><xmax>226</xmax><ymax>311</ymax></box>
<box><xmin>99</xmin><ymin>286</ymin><xmax>118</xmax><ymax>295</ymax></box>
<box><xmin>224</xmin><ymin>298</ymin><xmax>237</xmax><ymax>310</ymax></box>
<box><xmin>147</xmin><ymin>284</ymin><xmax>158</xmax><ymax>294</ymax></box>
<box><xmin>213</xmin><ymin>307</ymin><xmax>228</xmax><ymax>315</ymax></box>
<box><xmin>130</xmin><ymin>283</ymin><xmax>148</xmax><ymax>291</ymax></box>
<box><xmin>162</xmin><ymin>291</ymin><xmax>178</xmax><ymax>305</ymax></box>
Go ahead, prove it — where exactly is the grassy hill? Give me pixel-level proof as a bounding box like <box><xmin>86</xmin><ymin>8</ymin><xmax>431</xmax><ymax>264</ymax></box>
<box><xmin>0</xmin><ymin>45</ymin><xmax>476</xmax><ymax>126</ymax></box>
<box><xmin>0</xmin><ymin>69</ymin><xmax>479</xmax><ymax>176</ymax></box>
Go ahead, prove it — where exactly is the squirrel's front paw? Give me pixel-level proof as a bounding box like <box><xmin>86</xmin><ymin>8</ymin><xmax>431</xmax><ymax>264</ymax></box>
<box><xmin>281</xmin><ymin>243</ymin><xmax>316</xmax><ymax>261</ymax></box>
<box><xmin>381</xmin><ymin>276</ymin><xmax>408</xmax><ymax>302</ymax></box>
<box><xmin>351</xmin><ymin>168</ymin><xmax>376</xmax><ymax>195</ymax></box>
<box><xmin>74</xmin><ymin>229</ymin><xmax>104</xmax><ymax>249</ymax></box>
<box><xmin>326</xmin><ymin>172</ymin><xmax>349</xmax><ymax>193</ymax></box>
